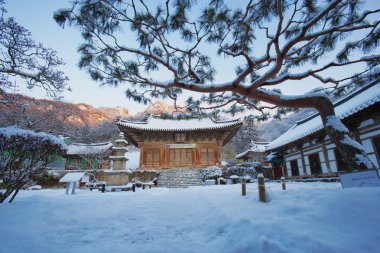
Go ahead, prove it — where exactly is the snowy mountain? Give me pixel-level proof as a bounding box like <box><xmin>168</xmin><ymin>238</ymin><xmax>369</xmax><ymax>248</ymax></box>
<box><xmin>257</xmin><ymin>108</ymin><xmax>316</xmax><ymax>141</ymax></box>
<box><xmin>0</xmin><ymin>93</ymin><xmax>129</xmax><ymax>127</ymax></box>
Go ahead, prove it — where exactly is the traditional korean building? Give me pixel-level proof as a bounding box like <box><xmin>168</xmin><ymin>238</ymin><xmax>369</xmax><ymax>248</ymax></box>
<box><xmin>266</xmin><ymin>80</ymin><xmax>380</xmax><ymax>178</ymax></box>
<box><xmin>235</xmin><ymin>141</ymin><xmax>284</xmax><ymax>179</ymax></box>
<box><xmin>117</xmin><ymin>116</ymin><xmax>242</xmax><ymax>170</ymax></box>
<box><xmin>235</xmin><ymin>141</ymin><xmax>270</xmax><ymax>163</ymax></box>
<box><xmin>64</xmin><ymin>142</ymin><xmax>113</xmax><ymax>170</ymax></box>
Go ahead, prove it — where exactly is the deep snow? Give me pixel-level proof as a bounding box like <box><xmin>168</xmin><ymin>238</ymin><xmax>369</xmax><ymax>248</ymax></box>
<box><xmin>1</xmin><ymin>182</ymin><xmax>380</xmax><ymax>253</ymax></box>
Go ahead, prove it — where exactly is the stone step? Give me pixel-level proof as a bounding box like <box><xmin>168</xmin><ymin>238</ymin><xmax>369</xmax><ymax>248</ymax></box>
<box><xmin>157</xmin><ymin>168</ymin><xmax>204</xmax><ymax>188</ymax></box>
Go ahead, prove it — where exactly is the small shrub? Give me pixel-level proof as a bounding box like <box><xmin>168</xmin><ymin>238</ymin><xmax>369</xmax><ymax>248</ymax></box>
<box><xmin>201</xmin><ymin>166</ymin><xmax>222</xmax><ymax>181</ymax></box>
<box><xmin>32</xmin><ymin>171</ymin><xmax>62</xmax><ymax>188</ymax></box>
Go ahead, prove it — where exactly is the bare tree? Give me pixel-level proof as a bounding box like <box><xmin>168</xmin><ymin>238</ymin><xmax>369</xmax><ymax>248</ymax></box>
<box><xmin>0</xmin><ymin>0</ymin><xmax>69</xmax><ymax>102</ymax></box>
<box><xmin>54</xmin><ymin>0</ymin><xmax>380</xmax><ymax>171</ymax></box>
<box><xmin>0</xmin><ymin>94</ymin><xmax>79</xmax><ymax>136</ymax></box>
<box><xmin>0</xmin><ymin>127</ymin><xmax>66</xmax><ymax>203</ymax></box>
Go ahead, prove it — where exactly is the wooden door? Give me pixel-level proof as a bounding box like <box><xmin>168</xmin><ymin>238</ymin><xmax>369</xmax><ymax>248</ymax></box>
<box><xmin>168</xmin><ymin>148</ymin><xmax>194</xmax><ymax>167</ymax></box>
<box><xmin>145</xmin><ymin>148</ymin><xmax>160</xmax><ymax>167</ymax></box>
<box><xmin>200</xmin><ymin>147</ymin><xmax>215</xmax><ymax>166</ymax></box>
<box><xmin>272</xmin><ymin>165</ymin><xmax>282</xmax><ymax>179</ymax></box>
<box><xmin>308</xmin><ymin>153</ymin><xmax>322</xmax><ymax>174</ymax></box>
<box><xmin>290</xmin><ymin>159</ymin><xmax>299</xmax><ymax>176</ymax></box>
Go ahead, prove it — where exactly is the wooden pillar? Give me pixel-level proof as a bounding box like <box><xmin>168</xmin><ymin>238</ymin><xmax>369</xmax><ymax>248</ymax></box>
<box><xmin>316</xmin><ymin>134</ymin><xmax>332</xmax><ymax>174</ymax></box>
<box><xmin>86</xmin><ymin>160</ymin><xmax>92</xmax><ymax>170</ymax></box>
<box><xmin>281</xmin><ymin>177</ymin><xmax>286</xmax><ymax>190</ymax></box>
<box><xmin>65</xmin><ymin>159</ymin><xmax>69</xmax><ymax>170</ymax></box>
<box><xmin>278</xmin><ymin>150</ymin><xmax>286</xmax><ymax>177</ymax></box>
<box><xmin>241</xmin><ymin>178</ymin><xmax>246</xmax><ymax>196</ymax></box>
<box><xmin>321</xmin><ymin>142</ymin><xmax>332</xmax><ymax>174</ymax></box>
<box><xmin>217</xmin><ymin>141</ymin><xmax>222</xmax><ymax>166</ymax></box>
<box><xmin>297</xmin><ymin>144</ymin><xmax>307</xmax><ymax>176</ymax></box>
<box><xmin>138</xmin><ymin>142</ymin><xmax>144</xmax><ymax>169</ymax></box>
<box><xmin>196</xmin><ymin>146</ymin><xmax>201</xmax><ymax>167</ymax></box>
<box><xmin>281</xmin><ymin>162</ymin><xmax>286</xmax><ymax>177</ymax></box>
<box><xmin>258</xmin><ymin>174</ymin><xmax>267</xmax><ymax>202</ymax></box>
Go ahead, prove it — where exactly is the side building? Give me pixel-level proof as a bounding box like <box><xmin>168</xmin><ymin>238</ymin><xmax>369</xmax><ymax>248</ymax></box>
<box><xmin>266</xmin><ymin>81</ymin><xmax>380</xmax><ymax>178</ymax></box>
<box><xmin>64</xmin><ymin>142</ymin><xmax>113</xmax><ymax>170</ymax></box>
<box><xmin>117</xmin><ymin>116</ymin><xmax>242</xmax><ymax>170</ymax></box>
<box><xmin>235</xmin><ymin>141</ymin><xmax>269</xmax><ymax>164</ymax></box>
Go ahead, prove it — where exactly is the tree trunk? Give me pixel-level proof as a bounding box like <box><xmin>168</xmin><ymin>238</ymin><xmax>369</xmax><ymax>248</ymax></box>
<box><xmin>321</xmin><ymin>114</ymin><xmax>374</xmax><ymax>171</ymax></box>
<box><xmin>8</xmin><ymin>188</ymin><xmax>19</xmax><ymax>203</ymax></box>
<box><xmin>0</xmin><ymin>188</ymin><xmax>14</xmax><ymax>203</ymax></box>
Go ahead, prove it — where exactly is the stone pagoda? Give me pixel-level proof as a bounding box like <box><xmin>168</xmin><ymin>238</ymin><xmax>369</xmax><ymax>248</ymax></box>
<box><xmin>100</xmin><ymin>132</ymin><xmax>130</xmax><ymax>186</ymax></box>
<box><xmin>110</xmin><ymin>132</ymin><xmax>129</xmax><ymax>170</ymax></box>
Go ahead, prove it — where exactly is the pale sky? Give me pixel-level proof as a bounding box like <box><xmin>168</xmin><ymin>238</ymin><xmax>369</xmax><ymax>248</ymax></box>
<box><xmin>4</xmin><ymin>0</ymin><xmax>380</xmax><ymax>115</ymax></box>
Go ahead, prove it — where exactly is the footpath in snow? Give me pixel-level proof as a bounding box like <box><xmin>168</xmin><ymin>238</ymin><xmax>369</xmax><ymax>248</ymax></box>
<box><xmin>1</xmin><ymin>182</ymin><xmax>380</xmax><ymax>253</ymax></box>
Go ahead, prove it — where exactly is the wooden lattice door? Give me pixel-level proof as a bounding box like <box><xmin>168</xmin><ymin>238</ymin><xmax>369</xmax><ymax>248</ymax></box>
<box><xmin>168</xmin><ymin>148</ymin><xmax>194</xmax><ymax>167</ymax></box>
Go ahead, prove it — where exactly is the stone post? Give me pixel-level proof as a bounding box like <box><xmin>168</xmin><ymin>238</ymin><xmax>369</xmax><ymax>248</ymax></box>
<box><xmin>71</xmin><ymin>182</ymin><xmax>77</xmax><ymax>194</ymax></box>
<box><xmin>242</xmin><ymin>178</ymin><xmax>246</xmax><ymax>196</ymax></box>
<box><xmin>281</xmin><ymin>177</ymin><xmax>286</xmax><ymax>190</ymax></box>
<box><xmin>65</xmin><ymin>182</ymin><xmax>70</xmax><ymax>195</ymax></box>
<box><xmin>257</xmin><ymin>174</ymin><xmax>267</xmax><ymax>203</ymax></box>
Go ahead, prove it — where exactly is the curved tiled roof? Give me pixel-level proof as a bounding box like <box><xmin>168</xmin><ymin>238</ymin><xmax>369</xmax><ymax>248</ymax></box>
<box><xmin>66</xmin><ymin>142</ymin><xmax>113</xmax><ymax>155</ymax></box>
<box><xmin>267</xmin><ymin>81</ymin><xmax>380</xmax><ymax>150</ymax></box>
<box><xmin>236</xmin><ymin>141</ymin><xmax>269</xmax><ymax>159</ymax></box>
<box><xmin>117</xmin><ymin>115</ymin><xmax>242</xmax><ymax>131</ymax></box>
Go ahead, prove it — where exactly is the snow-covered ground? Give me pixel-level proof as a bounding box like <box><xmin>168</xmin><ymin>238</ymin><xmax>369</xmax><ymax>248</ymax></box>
<box><xmin>1</xmin><ymin>182</ymin><xmax>380</xmax><ymax>253</ymax></box>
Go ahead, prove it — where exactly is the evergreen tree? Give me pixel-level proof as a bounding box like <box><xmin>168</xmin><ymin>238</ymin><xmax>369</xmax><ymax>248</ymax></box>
<box><xmin>54</xmin><ymin>0</ymin><xmax>380</xmax><ymax>171</ymax></box>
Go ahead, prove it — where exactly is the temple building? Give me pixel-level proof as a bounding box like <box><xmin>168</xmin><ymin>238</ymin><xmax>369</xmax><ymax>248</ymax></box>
<box><xmin>117</xmin><ymin>116</ymin><xmax>242</xmax><ymax>170</ymax></box>
<box><xmin>266</xmin><ymin>80</ymin><xmax>380</xmax><ymax>178</ymax></box>
<box><xmin>64</xmin><ymin>142</ymin><xmax>113</xmax><ymax>170</ymax></box>
<box><xmin>235</xmin><ymin>141</ymin><xmax>270</xmax><ymax>163</ymax></box>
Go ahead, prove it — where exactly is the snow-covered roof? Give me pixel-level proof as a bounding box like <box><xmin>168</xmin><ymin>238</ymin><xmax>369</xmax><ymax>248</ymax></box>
<box><xmin>117</xmin><ymin>115</ymin><xmax>242</xmax><ymax>131</ymax></box>
<box><xmin>0</xmin><ymin>126</ymin><xmax>67</xmax><ymax>150</ymax></box>
<box><xmin>66</xmin><ymin>142</ymin><xmax>113</xmax><ymax>155</ymax></box>
<box><xmin>236</xmin><ymin>141</ymin><xmax>269</xmax><ymax>159</ymax></box>
<box><xmin>59</xmin><ymin>172</ymin><xmax>86</xmax><ymax>183</ymax></box>
<box><xmin>267</xmin><ymin>81</ymin><xmax>380</xmax><ymax>150</ymax></box>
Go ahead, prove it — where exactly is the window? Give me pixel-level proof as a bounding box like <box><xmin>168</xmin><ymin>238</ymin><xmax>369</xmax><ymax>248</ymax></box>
<box><xmin>308</xmin><ymin>153</ymin><xmax>322</xmax><ymax>174</ymax></box>
<box><xmin>290</xmin><ymin>159</ymin><xmax>299</xmax><ymax>176</ymax></box>
<box><xmin>146</xmin><ymin>148</ymin><xmax>160</xmax><ymax>167</ymax></box>
<box><xmin>168</xmin><ymin>148</ymin><xmax>193</xmax><ymax>167</ymax></box>
<box><xmin>201</xmin><ymin>148</ymin><xmax>215</xmax><ymax>166</ymax></box>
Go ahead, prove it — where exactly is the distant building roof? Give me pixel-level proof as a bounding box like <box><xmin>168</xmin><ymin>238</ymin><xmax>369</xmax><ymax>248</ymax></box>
<box><xmin>267</xmin><ymin>81</ymin><xmax>380</xmax><ymax>150</ymax></box>
<box><xmin>66</xmin><ymin>142</ymin><xmax>113</xmax><ymax>156</ymax></box>
<box><xmin>236</xmin><ymin>141</ymin><xmax>269</xmax><ymax>159</ymax></box>
<box><xmin>118</xmin><ymin>115</ymin><xmax>242</xmax><ymax>131</ymax></box>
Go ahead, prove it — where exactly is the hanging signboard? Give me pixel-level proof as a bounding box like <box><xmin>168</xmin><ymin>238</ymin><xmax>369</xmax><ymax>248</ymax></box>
<box><xmin>339</xmin><ymin>170</ymin><xmax>380</xmax><ymax>188</ymax></box>
<box><xmin>167</xmin><ymin>144</ymin><xmax>196</xmax><ymax>149</ymax></box>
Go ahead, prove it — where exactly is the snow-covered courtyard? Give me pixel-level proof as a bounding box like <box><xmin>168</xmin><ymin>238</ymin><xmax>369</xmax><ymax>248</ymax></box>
<box><xmin>1</xmin><ymin>182</ymin><xmax>380</xmax><ymax>253</ymax></box>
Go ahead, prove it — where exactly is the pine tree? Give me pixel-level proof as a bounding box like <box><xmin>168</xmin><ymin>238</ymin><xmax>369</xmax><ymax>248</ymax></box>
<box><xmin>54</xmin><ymin>0</ymin><xmax>380</xmax><ymax>171</ymax></box>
